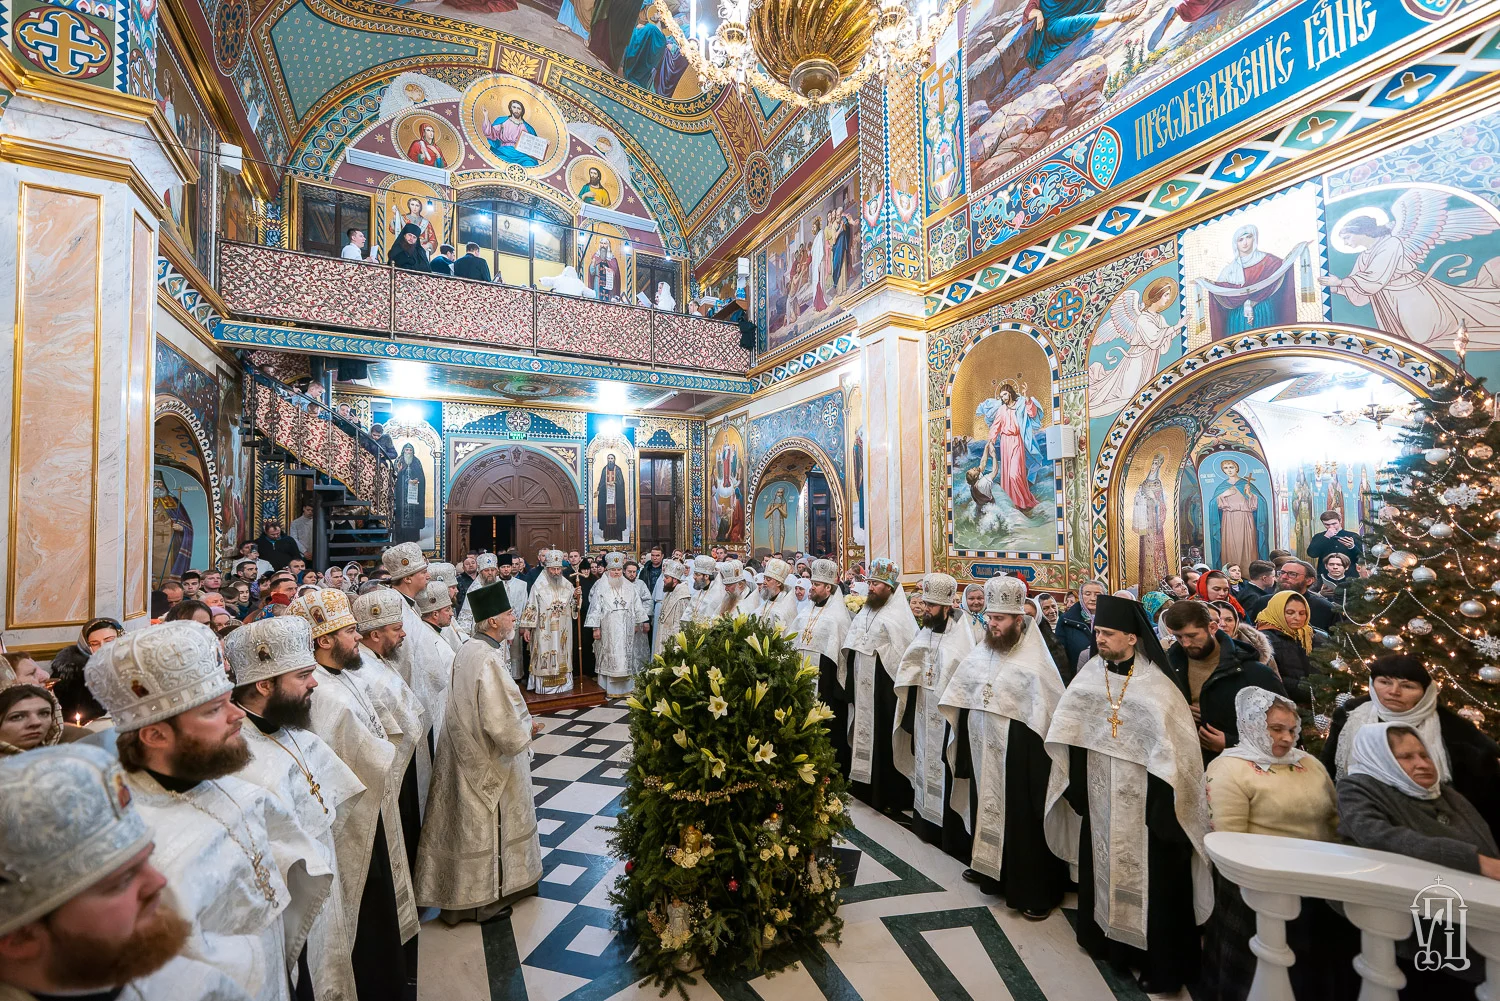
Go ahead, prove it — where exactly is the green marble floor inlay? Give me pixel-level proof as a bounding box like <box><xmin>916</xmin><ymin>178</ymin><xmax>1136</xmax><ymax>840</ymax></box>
<box><xmin>835</xmin><ymin>827</ymin><xmax>943</xmax><ymax>904</ymax></box>
<box><xmin>881</xmin><ymin>907</ymin><xmax>1046</xmax><ymax>1001</ymax></box>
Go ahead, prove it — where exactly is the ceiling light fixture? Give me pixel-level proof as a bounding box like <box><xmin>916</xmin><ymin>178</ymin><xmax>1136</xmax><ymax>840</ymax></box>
<box><xmin>653</xmin><ymin>0</ymin><xmax>960</xmax><ymax>109</ymax></box>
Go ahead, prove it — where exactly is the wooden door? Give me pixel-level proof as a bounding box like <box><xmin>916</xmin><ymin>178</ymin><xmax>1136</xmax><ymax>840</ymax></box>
<box><xmin>807</xmin><ymin>470</ymin><xmax>834</xmax><ymax>558</ymax></box>
<box><xmin>638</xmin><ymin>453</ymin><xmax>681</xmax><ymax>553</ymax></box>
<box><xmin>447</xmin><ymin>446</ymin><xmax>581</xmax><ymax>560</ymax></box>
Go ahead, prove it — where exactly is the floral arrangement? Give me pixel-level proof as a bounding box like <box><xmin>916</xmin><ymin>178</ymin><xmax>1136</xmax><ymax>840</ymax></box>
<box><xmin>609</xmin><ymin>614</ymin><xmax>852</xmax><ymax>993</ymax></box>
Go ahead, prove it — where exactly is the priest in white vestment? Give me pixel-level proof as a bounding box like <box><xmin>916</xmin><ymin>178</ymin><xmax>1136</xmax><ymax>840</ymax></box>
<box><xmin>0</xmin><ymin>744</ymin><xmax>257</xmax><ymax>1001</ymax></box>
<box><xmin>382</xmin><ymin>543</ymin><xmax>452</xmax><ymax>743</ymax></box>
<box><xmin>290</xmin><ymin>588</ymin><xmax>418</xmax><ymax>997</ymax></box>
<box><xmin>227</xmin><ymin>617</ymin><xmax>366</xmax><ymax>1001</ymax></box>
<box><xmin>653</xmin><ymin>559</ymin><xmax>692</xmax><ymax>657</ymax></box>
<box><xmin>712</xmin><ymin>560</ymin><xmax>750</xmax><ymax>620</ymax></box>
<box><xmin>939</xmin><ymin>576</ymin><xmax>1069</xmax><ymax>916</ymax></box>
<box><xmin>498</xmin><ymin>561</ymin><xmax>530</xmax><ymax>680</ymax></box>
<box><xmin>842</xmin><ymin>558</ymin><xmax>919</xmax><ymax>815</ymax></box>
<box><xmin>414</xmin><ymin>582</ymin><xmax>544</xmax><ymax>924</ymax></box>
<box><xmin>454</xmin><ymin>554</ymin><xmax>500</xmax><ymax>638</ymax></box>
<box><xmin>794</xmin><ymin>560</ymin><xmax>853</xmax><ymax>770</ymax></box>
<box><xmin>516</xmin><ymin>550</ymin><xmax>580</xmax><ymax>694</ymax></box>
<box><xmin>683</xmin><ymin>555</ymin><xmax>724</xmax><ymax>624</ymax></box>
<box><xmin>427</xmin><ymin>562</ymin><xmax>470</xmax><ymax>654</ymax></box>
<box><xmin>1043</xmin><ymin>595</ymin><xmax>1213</xmax><ymax>995</ymax></box>
<box><xmin>86</xmin><ymin>623</ymin><xmax>332</xmax><ymax>1001</ymax></box>
<box><xmin>892</xmin><ymin>573</ymin><xmax>973</xmax><ymax>858</ymax></box>
<box><xmin>739</xmin><ymin>569</ymin><xmax>764</xmax><ymax>618</ymax></box>
<box><xmin>414</xmin><ymin>582</ymin><xmax>459</xmax><ymax>741</ymax></box>
<box><xmin>585</xmin><ymin>552</ymin><xmax>650</xmax><ymax>696</ymax></box>
<box><xmin>757</xmin><ymin>558</ymin><xmax>800</xmax><ymax>634</ymax></box>
<box><xmin>624</xmin><ymin>559</ymin><xmax>653</xmax><ymax>672</ymax></box>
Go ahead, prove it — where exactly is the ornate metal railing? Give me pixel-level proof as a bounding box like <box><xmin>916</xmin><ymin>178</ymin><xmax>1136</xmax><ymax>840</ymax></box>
<box><xmin>250</xmin><ymin>374</ymin><xmax>395</xmax><ymax>516</ymax></box>
<box><xmin>218</xmin><ymin>241</ymin><xmax>752</xmax><ymax>376</ymax></box>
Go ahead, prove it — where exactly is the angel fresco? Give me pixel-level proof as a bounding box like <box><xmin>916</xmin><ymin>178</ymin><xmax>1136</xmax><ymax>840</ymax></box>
<box><xmin>1087</xmin><ymin>276</ymin><xmax>1184</xmax><ymax>415</ymax></box>
<box><xmin>1322</xmin><ymin>188</ymin><xmax>1500</xmax><ymax>349</ymax></box>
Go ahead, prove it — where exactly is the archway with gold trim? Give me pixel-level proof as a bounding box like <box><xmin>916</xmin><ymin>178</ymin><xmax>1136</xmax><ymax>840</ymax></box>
<box><xmin>747</xmin><ymin>436</ymin><xmax>846</xmax><ymax>564</ymax></box>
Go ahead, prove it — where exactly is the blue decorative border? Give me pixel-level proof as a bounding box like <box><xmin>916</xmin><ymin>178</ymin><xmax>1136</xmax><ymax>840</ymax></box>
<box><xmin>751</xmin><ymin>332</ymin><xmax>860</xmax><ymax>391</ymax></box>
<box><xmin>213</xmin><ymin>320</ymin><xmax>756</xmax><ymax>395</ymax></box>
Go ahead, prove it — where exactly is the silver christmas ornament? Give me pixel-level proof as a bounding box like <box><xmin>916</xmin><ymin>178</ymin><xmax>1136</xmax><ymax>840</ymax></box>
<box><xmin>1387</xmin><ymin>550</ymin><xmax>1417</xmax><ymax>569</ymax></box>
<box><xmin>1450</xmin><ymin>397</ymin><xmax>1476</xmax><ymax>418</ymax></box>
<box><xmin>1430</xmin><ymin>522</ymin><xmax>1455</xmax><ymax>539</ymax></box>
<box><xmin>1334</xmin><ymin>692</ymin><xmax>1355</xmax><ymax>709</ymax></box>
<box><xmin>1461</xmin><ymin>599</ymin><xmax>1487</xmax><ymax>618</ymax></box>
<box><xmin>1407</xmin><ymin>617</ymin><xmax>1433</xmax><ymax>635</ymax></box>
<box><xmin>1313</xmin><ymin>714</ymin><xmax>1331</xmax><ymax>736</ymax></box>
<box><xmin>1362</xmin><ymin>629</ymin><xmax>1383</xmax><ymax>643</ymax></box>
<box><xmin>1491</xmin><ymin>581</ymin><xmax>1500</xmax><ymax>597</ymax></box>
<box><xmin>1471</xmin><ymin>444</ymin><xmax>1494</xmax><ymax>461</ymax></box>
<box><xmin>1412</xmin><ymin>566</ymin><xmax>1438</xmax><ymax>583</ymax></box>
<box><xmin>1381</xmin><ymin>635</ymin><xmax>1404</xmax><ymax>649</ymax></box>
<box><xmin>1425</xmin><ymin>448</ymin><xmax>1452</xmax><ymax>464</ymax></box>
<box><xmin>1378</xmin><ymin>504</ymin><xmax>1399</xmax><ymax>522</ymax></box>
<box><xmin>1370</xmin><ymin>543</ymin><xmax>1390</xmax><ymax>560</ymax></box>
<box><xmin>1458</xmin><ymin>706</ymin><xmax>1486</xmax><ymax>725</ymax></box>
<box><xmin>1479</xmin><ymin>665</ymin><xmax>1500</xmax><ymax>685</ymax></box>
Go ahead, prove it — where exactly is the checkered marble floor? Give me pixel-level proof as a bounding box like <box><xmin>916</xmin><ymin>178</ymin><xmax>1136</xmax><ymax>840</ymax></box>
<box><xmin>416</xmin><ymin>704</ymin><xmax>1189</xmax><ymax>1001</ymax></box>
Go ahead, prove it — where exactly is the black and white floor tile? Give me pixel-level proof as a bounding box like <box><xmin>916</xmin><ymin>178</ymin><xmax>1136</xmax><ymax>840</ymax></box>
<box><xmin>416</xmin><ymin>704</ymin><xmax>1190</xmax><ymax>1001</ymax></box>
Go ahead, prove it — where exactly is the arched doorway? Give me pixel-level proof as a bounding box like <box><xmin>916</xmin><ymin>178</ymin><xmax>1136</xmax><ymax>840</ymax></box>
<box><xmin>747</xmin><ymin>438</ymin><xmax>846</xmax><ymax>562</ymax></box>
<box><xmin>152</xmin><ymin>407</ymin><xmax>223</xmax><ymax>584</ymax></box>
<box><xmin>1092</xmin><ymin>326</ymin><xmax>1456</xmax><ymax>589</ymax></box>
<box><xmin>446</xmin><ymin>445</ymin><xmax>582</xmax><ymax>561</ymax></box>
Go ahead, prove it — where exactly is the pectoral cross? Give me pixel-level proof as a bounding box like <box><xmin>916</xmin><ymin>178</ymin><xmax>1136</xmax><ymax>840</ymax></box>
<box><xmin>250</xmin><ymin>849</ymin><xmax>278</xmax><ymax>905</ymax></box>
<box><xmin>1107</xmin><ymin>710</ymin><xmax>1124</xmax><ymax>739</ymax></box>
<box><xmin>306</xmin><ymin>776</ymin><xmax>326</xmax><ymax>813</ymax></box>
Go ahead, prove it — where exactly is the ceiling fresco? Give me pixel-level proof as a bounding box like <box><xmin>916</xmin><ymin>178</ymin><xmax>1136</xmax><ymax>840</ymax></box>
<box><xmin>363</xmin><ymin>360</ymin><xmax>735</xmax><ymax>412</ymax></box>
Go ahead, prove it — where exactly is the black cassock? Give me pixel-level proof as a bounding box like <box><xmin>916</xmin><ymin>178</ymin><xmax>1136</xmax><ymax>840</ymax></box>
<box><xmin>818</xmin><ymin>653</ymin><xmax>852</xmax><ymax>777</ymax></box>
<box><xmin>846</xmin><ymin>649</ymin><xmax>913</xmax><ymax>816</ymax></box>
<box><xmin>596</xmin><ymin>464</ymin><xmax>627</xmax><ymax>541</ymax></box>
<box><xmin>953</xmin><ymin>710</ymin><xmax>1067</xmax><ymax>912</ymax></box>
<box><xmin>393</xmin><ymin>456</ymin><xmax>425</xmax><ymax>545</ymax></box>
<box><xmin>902</xmin><ymin>698</ymin><xmax>969</xmax><ymax>862</ymax></box>
<box><xmin>1062</xmin><ymin>745</ymin><xmax>1201</xmax><ymax>987</ymax></box>
<box><xmin>350</xmin><ymin>814</ymin><xmax>409</xmax><ymax>1001</ymax></box>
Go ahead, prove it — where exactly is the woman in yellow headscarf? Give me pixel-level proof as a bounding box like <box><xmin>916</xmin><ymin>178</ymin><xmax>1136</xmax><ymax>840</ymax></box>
<box><xmin>1256</xmin><ymin>591</ymin><xmax>1313</xmax><ymax>700</ymax></box>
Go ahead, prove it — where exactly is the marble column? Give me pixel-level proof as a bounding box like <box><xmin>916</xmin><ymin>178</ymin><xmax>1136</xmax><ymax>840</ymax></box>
<box><xmin>850</xmin><ymin>288</ymin><xmax>929</xmax><ymax>582</ymax></box>
<box><xmin>0</xmin><ymin>85</ymin><xmax>186</xmax><ymax>649</ymax></box>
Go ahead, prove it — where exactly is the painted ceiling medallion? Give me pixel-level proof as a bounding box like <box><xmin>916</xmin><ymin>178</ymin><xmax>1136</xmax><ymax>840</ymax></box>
<box><xmin>651</xmin><ymin>0</ymin><xmax>960</xmax><ymax>108</ymax></box>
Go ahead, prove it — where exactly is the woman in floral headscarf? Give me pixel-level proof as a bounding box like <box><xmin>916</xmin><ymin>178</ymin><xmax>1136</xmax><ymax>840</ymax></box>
<box><xmin>1255</xmin><ymin>590</ymin><xmax>1312</xmax><ymax>701</ymax></box>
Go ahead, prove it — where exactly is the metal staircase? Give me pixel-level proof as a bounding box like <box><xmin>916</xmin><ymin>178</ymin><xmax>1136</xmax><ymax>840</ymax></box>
<box><xmin>244</xmin><ymin>370</ymin><xmax>396</xmax><ymax>570</ymax></box>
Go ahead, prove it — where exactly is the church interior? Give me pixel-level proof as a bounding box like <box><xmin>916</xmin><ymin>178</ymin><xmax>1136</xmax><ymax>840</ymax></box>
<box><xmin>5</xmin><ymin>0</ymin><xmax>1500</xmax><ymax>998</ymax></box>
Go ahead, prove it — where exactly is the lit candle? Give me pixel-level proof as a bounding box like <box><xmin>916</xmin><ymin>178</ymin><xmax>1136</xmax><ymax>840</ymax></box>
<box><xmin>74</xmin><ymin>713</ymin><xmax>81</xmax><ymax>726</ymax></box>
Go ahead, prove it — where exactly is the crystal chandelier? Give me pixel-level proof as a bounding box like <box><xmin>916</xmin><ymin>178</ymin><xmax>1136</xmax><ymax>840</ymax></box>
<box><xmin>651</xmin><ymin>0</ymin><xmax>961</xmax><ymax>108</ymax></box>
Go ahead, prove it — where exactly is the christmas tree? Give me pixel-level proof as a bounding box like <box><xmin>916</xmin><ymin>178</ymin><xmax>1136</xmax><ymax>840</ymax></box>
<box><xmin>610</xmin><ymin>614</ymin><xmax>852</xmax><ymax>993</ymax></box>
<box><xmin>1312</xmin><ymin>363</ymin><xmax>1500</xmax><ymax>740</ymax></box>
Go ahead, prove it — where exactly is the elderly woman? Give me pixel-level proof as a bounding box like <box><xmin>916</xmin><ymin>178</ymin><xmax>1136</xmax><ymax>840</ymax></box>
<box><xmin>1255</xmin><ymin>591</ymin><xmax>1313</xmax><ymax>701</ymax></box>
<box><xmin>1339</xmin><ymin>722</ymin><xmax>1497</xmax><ymax>999</ymax></box>
<box><xmin>1324</xmin><ymin>654</ymin><xmax>1500</xmax><ymax>839</ymax></box>
<box><xmin>0</xmin><ymin>684</ymin><xmax>64</xmax><ymax>754</ymax></box>
<box><xmin>1202</xmin><ymin>687</ymin><xmax>1345</xmax><ymax>1001</ymax></box>
<box><xmin>47</xmin><ymin>616</ymin><xmax>119</xmax><ymax>722</ymax></box>
<box><xmin>1209</xmin><ymin>599</ymin><xmax>1277</xmax><ymax>677</ymax></box>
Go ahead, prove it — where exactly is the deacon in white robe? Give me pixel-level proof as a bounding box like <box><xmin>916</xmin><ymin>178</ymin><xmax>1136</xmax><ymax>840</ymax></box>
<box><xmin>793</xmin><ymin>559</ymin><xmax>853</xmax><ymax>771</ymax></box>
<box><xmin>291</xmin><ymin>588</ymin><xmax>419</xmax><ymax>997</ymax></box>
<box><xmin>585</xmin><ymin>552</ymin><xmax>650</xmax><ymax>696</ymax></box>
<box><xmin>85</xmin><ymin>623</ymin><xmax>332</xmax><ymax>1001</ymax></box>
<box><xmin>414</xmin><ymin>580</ymin><xmax>460</xmax><ymax>737</ymax></box>
<box><xmin>228</xmin><ymin>617</ymin><xmax>366</xmax><ymax>1001</ymax></box>
<box><xmin>842</xmin><ymin>558</ymin><xmax>919</xmax><ymax>815</ymax></box>
<box><xmin>517</xmin><ymin>551</ymin><xmax>580</xmax><ymax>694</ymax></box>
<box><xmin>414</xmin><ymin>582</ymin><xmax>544</xmax><ymax>923</ymax></box>
<box><xmin>0</xmin><ymin>745</ymin><xmax>259</xmax><ymax>1001</ymax></box>
<box><xmin>625</xmin><ymin>560</ymin><xmax>653</xmax><ymax>671</ymax></box>
<box><xmin>939</xmin><ymin>577</ymin><xmax>1069</xmax><ymax>916</ymax></box>
<box><xmin>454</xmin><ymin>554</ymin><xmax>501</xmax><ymax>638</ymax></box>
<box><xmin>381</xmin><ymin>543</ymin><xmax>452</xmax><ymax>743</ymax></box>
<box><xmin>1043</xmin><ymin>595</ymin><xmax>1213</xmax><ymax>994</ymax></box>
<box><xmin>427</xmin><ymin>562</ymin><xmax>471</xmax><ymax>655</ymax></box>
<box><xmin>683</xmin><ymin>554</ymin><xmax>725</xmax><ymax>624</ymax></box>
<box><xmin>892</xmin><ymin>574</ymin><xmax>973</xmax><ymax>859</ymax></box>
<box><xmin>757</xmin><ymin>558</ymin><xmax>801</xmax><ymax>634</ymax></box>
<box><xmin>653</xmin><ymin>560</ymin><xmax>692</xmax><ymax>657</ymax></box>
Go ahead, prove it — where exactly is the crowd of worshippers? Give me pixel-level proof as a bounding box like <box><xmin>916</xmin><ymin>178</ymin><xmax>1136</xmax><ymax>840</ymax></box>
<box><xmin>5</xmin><ymin>532</ymin><xmax>1497</xmax><ymax>1001</ymax></box>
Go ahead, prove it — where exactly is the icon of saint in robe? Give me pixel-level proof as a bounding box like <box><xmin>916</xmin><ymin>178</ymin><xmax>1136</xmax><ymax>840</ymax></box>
<box><xmin>1208</xmin><ymin>459</ymin><xmax>1270</xmax><ymax>571</ymax></box>
<box><xmin>596</xmin><ymin>453</ymin><xmax>627</xmax><ymax>542</ymax></box>
<box><xmin>483</xmin><ymin>99</ymin><xmax>541</xmax><ymax>167</ymax></box>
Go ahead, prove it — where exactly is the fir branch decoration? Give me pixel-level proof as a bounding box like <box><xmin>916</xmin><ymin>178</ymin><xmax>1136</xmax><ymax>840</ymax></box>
<box><xmin>609</xmin><ymin>614</ymin><xmax>852</xmax><ymax>995</ymax></box>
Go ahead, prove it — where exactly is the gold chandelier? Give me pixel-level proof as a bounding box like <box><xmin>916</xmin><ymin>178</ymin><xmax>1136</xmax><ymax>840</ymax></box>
<box><xmin>650</xmin><ymin>0</ymin><xmax>961</xmax><ymax>108</ymax></box>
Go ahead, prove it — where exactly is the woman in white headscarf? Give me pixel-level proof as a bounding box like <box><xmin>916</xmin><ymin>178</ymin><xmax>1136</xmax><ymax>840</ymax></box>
<box><xmin>654</xmin><ymin>281</ymin><xmax>676</xmax><ymax>312</ymax></box>
<box><xmin>1323</xmin><ymin>655</ymin><xmax>1500</xmax><ymax>840</ymax></box>
<box><xmin>1338</xmin><ymin>722</ymin><xmax>1497</xmax><ymax>999</ymax></box>
<box><xmin>1202</xmin><ymin>687</ymin><xmax>1346</xmax><ymax>1001</ymax></box>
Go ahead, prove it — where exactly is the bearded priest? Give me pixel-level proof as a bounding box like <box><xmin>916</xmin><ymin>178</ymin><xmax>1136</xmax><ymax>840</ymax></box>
<box><xmin>227</xmin><ymin>616</ymin><xmax>365</xmax><ymax>1001</ymax></box>
<box><xmin>893</xmin><ymin>573</ymin><xmax>973</xmax><ymax>857</ymax></box>
<box><xmin>794</xmin><ymin>559</ymin><xmax>853</xmax><ymax>771</ymax></box>
<box><xmin>939</xmin><ymin>576</ymin><xmax>1068</xmax><ymax>918</ymax></box>
<box><xmin>585</xmin><ymin>552</ymin><xmax>650</xmax><ymax>696</ymax></box>
<box><xmin>415</xmin><ymin>579</ymin><xmax>545</xmax><ymax>924</ymax></box>
<box><xmin>841</xmin><ymin>558</ymin><xmax>919</xmax><ymax>815</ymax></box>
<box><xmin>757</xmin><ymin>558</ymin><xmax>801</xmax><ymax>634</ymax></box>
<box><xmin>1043</xmin><ymin>595</ymin><xmax>1213</xmax><ymax>995</ymax></box>
<box><xmin>652</xmin><ymin>559</ymin><xmax>692</xmax><ymax>658</ymax></box>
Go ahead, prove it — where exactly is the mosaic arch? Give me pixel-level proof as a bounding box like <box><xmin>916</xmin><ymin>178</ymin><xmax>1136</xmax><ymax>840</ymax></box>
<box><xmin>746</xmin><ymin>436</ymin><xmax>845</xmax><ymax>564</ymax></box>
<box><xmin>153</xmin><ymin>396</ymin><xmax>225</xmax><ymax>560</ymax></box>
<box><xmin>449</xmin><ymin>440</ymin><xmax>582</xmax><ymax>502</ymax></box>
<box><xmin>1091</xmin><ymin>324</ymin><xmax>1458</xmax><ymax>587</ymax></box>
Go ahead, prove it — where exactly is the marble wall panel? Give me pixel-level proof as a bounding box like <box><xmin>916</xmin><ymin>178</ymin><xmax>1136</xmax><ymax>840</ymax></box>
<box><xmin>125</xmin><ymin>215</ymin><xmax>154</xmax><ymax>619</ymax></box>
<box><xmin>898</xmin><ymin>337</ymin><xmax>924</xmax><ymax>572</ymax></box>
<box><xmin>865</xmin><ymin>339</ymin><xmax>890</xmax><ymax>559</ymax></box>
<box><xmin>9</xmin><ymin>186</ymin><xmax>101</xmax><ymax>627</ymax></box>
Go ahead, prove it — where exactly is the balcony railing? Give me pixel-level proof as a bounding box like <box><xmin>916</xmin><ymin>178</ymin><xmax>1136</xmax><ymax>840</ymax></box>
<box><xmin>1206</xmin><ymin>831</ymin><xmax>1500</xmax><ymax>1001</ymax></box>
<box><xmin>218</xmin><ymin>241</ymin><xmax>752</xmax><ymax>376</ymax></box>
